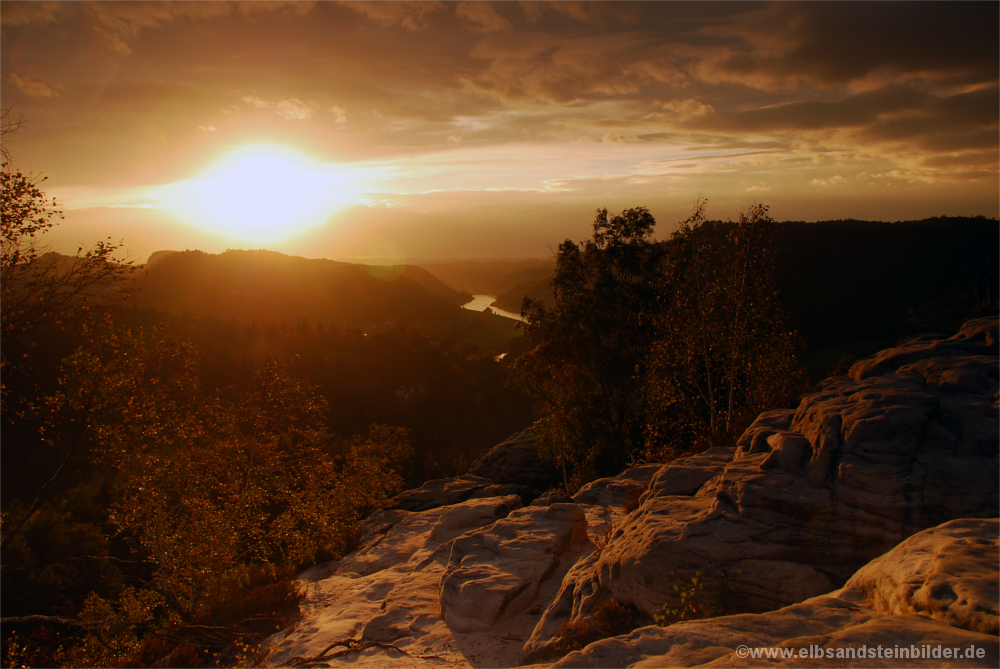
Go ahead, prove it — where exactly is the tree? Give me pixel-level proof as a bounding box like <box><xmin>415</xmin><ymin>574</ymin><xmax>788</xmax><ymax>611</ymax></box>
<box><xmin>3</xmin><ymin>317</ymin><xmax>416</xmax><ymax>665</ymax></box>
<box><xmin>1</xmin><ymin>117</ymin><xmax>132</xmax><ymax>417</ymax></box>
<box><xmin>511</xmin><ymin>207</ymin><xmax>668</xmax><ymax>490</ymax></box>
<box><xmin>645</xmin><ymin>200</ymin><xmax>805</xmax><ymax>458</ymax></box>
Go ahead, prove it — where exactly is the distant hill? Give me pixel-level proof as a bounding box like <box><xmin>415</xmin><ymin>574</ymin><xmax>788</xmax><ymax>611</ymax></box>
<box><xmin>131</xmin><ymin>249</ymin><xmax>472</xmax><ymax>332</ymax></box>
<box><xmin>493</xmin><ymin>275</ymin><xmax>556</xmax><ymax>313</ymax></box>
<box><xmin>416</xmin><ymin>259</ymin><xmax>554</xmax><ymax>296</ymax></box>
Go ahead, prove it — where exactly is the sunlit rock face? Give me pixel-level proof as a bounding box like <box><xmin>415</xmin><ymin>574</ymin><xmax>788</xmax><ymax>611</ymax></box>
<box><xmin>440</xmin><ymin>503</ymin><xmax>589</xmax><ymax>633</ymax></box>
<box><xmin>265</xmin><ymin>318</ymin><xmax>998</xmax><ymax>668</ymax></box>
<box><xmin>840</xmin><ymin>518</ymin><xmax>999</xmax><ymax>636</ymax></box>
<box><xmin>552</xmin><ymin>519</ymin><xmax>999</xmax><ymax>669</ymax></box>
<box><xmin>585</xmin><ymin>317</ymin><xmax>998</xmax><ymax>625</ymax></box>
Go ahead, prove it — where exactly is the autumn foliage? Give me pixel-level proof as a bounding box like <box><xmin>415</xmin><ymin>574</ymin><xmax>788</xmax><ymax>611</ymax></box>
<box><xmin>512</xmin><ymin>201</ymin><xmax>806</xmax><ymax>491</ymax></box>
<box><xmin>0</xmin><ymin>149</ymin><xmax>415</xmax><ymax>667</ymax></box>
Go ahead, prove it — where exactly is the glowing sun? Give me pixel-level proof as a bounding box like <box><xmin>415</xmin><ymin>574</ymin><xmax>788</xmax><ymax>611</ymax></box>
<box><xmin>171</xmin><ymin>146</ymin><xmax>342</xmax><ymax>242</ymax></box>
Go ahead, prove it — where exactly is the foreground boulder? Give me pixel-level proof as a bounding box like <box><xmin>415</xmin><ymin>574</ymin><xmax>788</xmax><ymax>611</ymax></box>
<box><xmin>839</xmin><ymin>518</ymin><xmax>999</xmax><ymax>636</ymax></box>
<box><xmin>570</xmin><ymin>317</ymin><xmax>998</xmax><ymax>630</ymax></box>
<box><xmin>553</xmin><ymin>518</ymin><xmax>999</xmax><ymax>668</ymax></box>
<box><xmin>441</xmin><ymin>504</ymin><xmax>589</xmax><ymax>633</ymax></box>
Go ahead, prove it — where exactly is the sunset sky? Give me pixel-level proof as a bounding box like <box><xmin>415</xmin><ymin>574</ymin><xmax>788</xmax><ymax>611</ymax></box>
<box><xmin>2</xmin><ymin>1</ymin><xmax>997</xmax><ymax>262</ymax></box>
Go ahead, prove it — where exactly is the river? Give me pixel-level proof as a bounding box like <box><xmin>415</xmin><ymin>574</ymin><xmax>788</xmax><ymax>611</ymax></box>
<box><xmin>461</xmin><ymin>294</ymin><xmax>524</xmax><ymax>322</ymax></box>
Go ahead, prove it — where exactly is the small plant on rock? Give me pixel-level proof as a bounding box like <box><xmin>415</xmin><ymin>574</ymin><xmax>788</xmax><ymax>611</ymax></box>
<box><xmin>653</xmin><ymin>569</ymin><xmax>742</xmax><ymax>626</ymax></box>
<box><xmin>552</xmin><ymin>596</ymin><xmax>641</xmax><ymax>655</ymax></box>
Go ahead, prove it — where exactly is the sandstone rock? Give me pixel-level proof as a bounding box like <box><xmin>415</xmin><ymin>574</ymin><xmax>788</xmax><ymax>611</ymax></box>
<box><xmin>269</xmin><ymin>496</ymin><xmax>525</xmax><ymax>666</ymax></box>
<box><xmin>391</xmin><ymin>474</ymin><xmax>533</xmax><ymax>512</ymax></box>
<box><xmin>440</xmin><ymin>503</ymin><xmax>589</xmax><ymax>633</ymax></box>
<box><xmin>271</xmin><ymin>320</ymin><xmax>999</xmax><ymax>668</ymax></box>
<box><xmin>542</xmin><ymin>317</ymin><xmax>998</xmax><ymax>645</ymax></box>
<box><xmin>840</xmin><ymin>517</ymin><xmax>999</xmax><ymax>635</ymax></box>
<box><xmin>553</xmin><ymin>517</ymin><xmax>1000</xmax><ymax>668</ymax></box>
<box><xmin>573</xmin><ymin>464</ymin><xmax>661</xmax><ymax>508</ymax></box>
<box><xmin>532</xmin><ymin>490</ymin><xmax>574</xmax><ymax>506</ymax></box>
<box><xmin>849</xmin><ymin>317</ymin><xmax>997</xmax><ymax>381</ymax></box>
<box><xmin>521</xmin><ymin>550</ymin><xmax>604</xmax><ymax>664</ymax></box>
<box><xmin>338</xmin><ymin>496</ymin><xmax>522</xmax><ymax>577</ymax></box>
<box><xmin>468</xmin><ymin>427</ymin><xmax>563</xmax><ymax>490</ymax></box>
<box><xmin>643</xmin><ymin>447</ymin><xmax>734</xmax><ymax>498</ymax></box>
<box><xmin>553</xmin><ymin>596</ymin><xmax>999</xmax><ymax>668</ymax></box>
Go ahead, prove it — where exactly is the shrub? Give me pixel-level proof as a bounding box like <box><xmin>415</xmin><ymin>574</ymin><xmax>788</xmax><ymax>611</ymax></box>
<box><xmin>652</xmin><ymin>569</ymin><xmax>742</xmax><ymax>626</ymax></box>
<box><xmin>552</xmin><ymin>596</ymin><xmax>641</xmax><ymax>655</ymax></box>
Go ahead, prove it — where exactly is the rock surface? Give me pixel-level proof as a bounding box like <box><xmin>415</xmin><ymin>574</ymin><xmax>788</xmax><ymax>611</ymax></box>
<box><xmin>839</xmin><ymin>517</ymin><xmax>999</xmax><ymax>636</ymax></box>
<box><xmin>441</xmin><ymin>503</ymin><xmax>589</xmax><ymax>633</ymax></box>
<box><xmin>392</xmin><ymin>474</ymin><xmax>534</xmax><ymax>512</ymax></box>
<box><xmin>553</xmin><ymin>518</ymin><xmax>999</xmax><ymax>668</ymax></box>
<box><xmin>265</xmin><ymin>318</ymin><xmax>999</xmax><ymax>668</ymax></box>
<box><xmin>468</xmin><ymin>427</ymin><xmax>562</xmax><ymax>490</ymax></box>
<box><xmin>575</xmin><ymin>317</ymin><xmax>998</xmax><ymax>629</ymax></box>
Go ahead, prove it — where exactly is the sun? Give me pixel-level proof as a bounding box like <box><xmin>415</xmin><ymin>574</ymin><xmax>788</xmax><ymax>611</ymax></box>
<box><xmin>169</xmin><ymin>146</ymin><xmax>342</xmax><ymax>242</ymax></box>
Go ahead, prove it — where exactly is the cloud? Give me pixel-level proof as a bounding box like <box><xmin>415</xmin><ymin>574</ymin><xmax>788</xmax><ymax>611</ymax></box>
<box><xmin>241</xmin><ymin>95</ymin><xmax>270</xmax><ymax>109</ymax></box>
<box><xmin>602</xmin><ymin>133</ymin><xmax>640</xmax><ymax>143</ymax></box>
<box><xmin>811</xmin><ymin>175</ymin><xmax>846</xmax><ymax>186</ymax></box>
<box><xmin>18</xmin><ymin>2</ymin><xmax>317</xmax><ymax>56</ymax></box>
<box><xmin>275</xmin><ymin>99</ymin><xmax>314</xmax><ymax>121</ymax></box>
<box><xmin>518</xmin><ymin>1</ymin><xmax>640</xmax><ymax>26</ymax></box>
<box><xmin>7</xmin><ymin>73</ymin><xmax>60</xmax><ymax>98</ymax></box>
<box><xmin>463</xmin><ymin>32</ymin><xmax>685</xmax><ymax>103</ymax></box>
<box><xmin>198</xmin><ymin>125</ymin><xmax>217</xmax><ymax>132</ymax></box>
<box><xmin>0</xmin><ymin>2</ymin><xmax>59</xmax><ymax>26</ymax></box>
<box><xmin>695</xmin><ymin>86</ymin><xmax>930</xmax><ymax>133</ymax></box>
<box><xmin>238</xmin><ymin>95</ymin><xmax>316</xmax><ymax>121</ymax></box>
<box><xmin>694</xmin><ymin>3</ymin><xmax>998</xmax><ymax>90</ymax></box>
<box><xmin>329</xmin><ymin>106</ymin><xmax>347</xmax><ymax>123</ymax></box>
<box><xmin>456</xmin><ymin>2</ymin><xmax>509</xmax><ymax>33</ymax></box>
<box><xmin>645</xmin><ymin>99</ymin><xmax>715</xmax><ymax>123</ymax></box>
<box><xmin>340</xmin><ymin>1</ymin><xmax>446</xmax><ymax>31</ymax></box>
<box><xmin>745</xmin><ymin>185</ymin><xmax>770</xmax><ymax>192</ymax></box>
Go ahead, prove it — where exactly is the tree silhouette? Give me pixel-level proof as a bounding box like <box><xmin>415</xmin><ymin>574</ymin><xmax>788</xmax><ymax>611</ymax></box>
<box><xmin>511</xmin><ymin>207</ymin><xmax>668</xmax><ymax>490</ymax></box>
<box><xmin>645</xmin><ymin>200</ymin><xmax>805</xmax><ymax>458</ymax></box>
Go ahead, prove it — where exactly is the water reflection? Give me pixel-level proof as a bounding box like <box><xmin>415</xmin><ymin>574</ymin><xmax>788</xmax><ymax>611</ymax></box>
<box><xmin>461</xmin><ymin>295</ymin><xmax>524</xmax><ymax>322</ymax></box>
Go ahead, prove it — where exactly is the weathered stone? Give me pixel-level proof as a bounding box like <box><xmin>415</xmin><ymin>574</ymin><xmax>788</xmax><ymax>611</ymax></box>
<box><xmin>840</xmin><ymin>517</ymin><xmax>999</xmax><ymax>636</ymax></box>
<box><xmin>573</xmin><ymin>464</ymin><xmax>661</xmax><ymax>508</ymax></box>
<box><xmin>849</xmin><ymin>317</ymin><xmax>998</xmax><ymax>381</ymax></box>
<box><xmin>272</xmin><ymin>496</ymin><xmax>525</xmax><ymax>667</ymax></box>
<box><xmin>469</xmin><ymin>427</ymin><xmax>563</xmax><ymax>490</ymax></box>
<box><xmin>268</xmin><ymin>319</ymin><xmax>999</xmax><ymax>669</ymax></box>
<box><xmin>439</xmin><ymin>503</ymin><xmax>589</xmax><ymax>633</ymax></box>
<box><xmin>553</xmin><ymin>597</ymin><xmax>999</xmax><ymax>668</ymax></box>
<box><xmin>543</xmin><ymin>317</ymin><xmax>998</xmax><ymax>646</ymax></box>
<box><xmin>391</xmin><ymin>474</ymin><xmax>533</xmax><ymax>512</ymax></box>
<box><xmin>552</xmin><ymin>517</ymin><xmax>1000</xmax><ymax>668</ymax></box>
<box><xmin>646</xmin><ymin>447</ymin><xmax>735</xmax><ymax>497</ymax></box>
<box><xmin>531</xmin><ymin>490</ymin><xmax>574</xmax><ymax>506</ymax></box>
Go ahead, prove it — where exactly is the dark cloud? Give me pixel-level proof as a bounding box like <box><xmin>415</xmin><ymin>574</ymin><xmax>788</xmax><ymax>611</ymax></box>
<box><xmin>1</xmin><ymin>0</ymin><xmax>995</xmax><ymax>245</ymax></box>
<box><xmin>463</xmin><ymin>32</ymin><xmax>685</xmax><ymax>103</ymax></box>
<box><xmin>763</xmin><ymin>2</ymin><xmax>998</xmax><ymax>86</ymax></box>
<box><xmin>339</xmin><ymin>1</ymin><xmax>446</xmax><ymax>32</ymax></box>
<box><xmin>697</xmin><ymin>87</ymin><xmax>931</xmax><ymax>132</ymax></box>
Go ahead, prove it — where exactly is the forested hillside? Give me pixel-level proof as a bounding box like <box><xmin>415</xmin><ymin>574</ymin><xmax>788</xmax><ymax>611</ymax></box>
<box><xmin>134</xmin><ymin>249</ymin><xmax>472</xmax><ymax>331</ymax></box>
<box><xmin>495</xmin><ymin>216</ymin><xmax>999</xmax><ymax>380</ymax></box>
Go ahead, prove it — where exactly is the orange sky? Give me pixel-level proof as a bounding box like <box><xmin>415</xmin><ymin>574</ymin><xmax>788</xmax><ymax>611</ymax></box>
<box><xmin>2</xmin><ymin>1</ymin><xmax>997</xmax><ymax>263</ymax></box>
